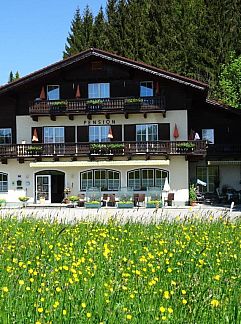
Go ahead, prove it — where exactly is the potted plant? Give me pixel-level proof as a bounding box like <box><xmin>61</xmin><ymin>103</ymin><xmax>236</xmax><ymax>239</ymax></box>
<box><xmin>18</xmin><ymin>196</ymin><xmax>30</xmax><ymax>207</ymax></box>
<box><xmin>176</xmin><ymin>142</ymin><xmax>195</xmax><ymax>153</ymax></box>
<box><xmin>117</xmin><ymin>193</ymin><xmax>134</xmax><ymax>208</ymax></box>
<box><xmin>85</xmin><ymin>200</ymin><xmax>101</xmax><ymax>208</ymax></box>
<box><xmin>189</xmin><ymin>184</ymin><xmax>197</xmax><ymax>206</ymax></box>
<box><xmin>124</xmin><ymin>98</ymin><xmax>143</xmax><ymax>111</ymax></box>
<box><xmin>26</xmin><ymin>146</ymin><xmax>43</xmax><ymax>155</ymax></box>
<box><xmin>146</xmin><ymin>200</ymin><xmax>162</xmax><ymax>208</ymax></box>
<box><xmin>68</xmin><ymin>195</ymin><xmax>79</xmax><ymax>207</ymax></box>
<box><xmin>50</xmin><ymin>100</ymin><xmax>67</xmax><ymax>113</ymax></box>
<box><xmin>0</xmin><ymin>198</ymin><xmax>6</xmax><ymax>207</ymax></box>
<box><xmin>86</xmin><ymin>99</ymin><xmax>104</xmax><ymax>111</ymax></box>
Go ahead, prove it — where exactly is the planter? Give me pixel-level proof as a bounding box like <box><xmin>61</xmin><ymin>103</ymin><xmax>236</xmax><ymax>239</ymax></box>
<box><xmin>85</xmin><ymin>202</ymin><xmax>101</xmax><ymax>208</ymax></box>
<box><xmin>117</xmin><ymin>202</ymin><xmax>134</xmax><ymax>208</ymax></box>
<box><xmin>124</xmin><ymin>102</ymin><xmax>141</xmax><ymax>111</ymax></box>
<box><xmin>146</xmin><ymin>201</ymin><xmax>162</xmax><ymax>208</ymax></box>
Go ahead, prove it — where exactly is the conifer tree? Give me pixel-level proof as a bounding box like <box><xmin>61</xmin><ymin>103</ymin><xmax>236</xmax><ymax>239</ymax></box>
<box><xmin>92</xmin><ymin>6</ymin><xmax>108</xmax><ymax>49</ymax></box>
<box><xmin>8</xmin><ymin>71</ymin><xmax>14</xmax><ymax>83</ymax></box>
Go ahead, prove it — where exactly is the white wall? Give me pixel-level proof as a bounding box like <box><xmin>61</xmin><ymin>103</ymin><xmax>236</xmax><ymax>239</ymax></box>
<box><xmin>0</xmin><ymin>156</ymin><xmax>189</xmax><ymax>204</ymax></box>
<box><xmin>16</xmin><ymin>111</ymin><xmax>188</xmax><ymax>143</ymax></box>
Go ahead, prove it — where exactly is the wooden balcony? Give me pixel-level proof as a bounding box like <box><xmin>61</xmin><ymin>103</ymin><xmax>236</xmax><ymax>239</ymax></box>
<box><xmin>207</xmin><ymin>144</ymin><xmax>241</xmax><ymax>159</ymax></box>
<box><xmin>0</xmin><ymin>141</ymin><xmax>207</xmax><ymax>162</ymax></box>
<box><xmin>29</xmin><ymin>96</ymin><xmax>166</xmax><ymax>120</ymax></box>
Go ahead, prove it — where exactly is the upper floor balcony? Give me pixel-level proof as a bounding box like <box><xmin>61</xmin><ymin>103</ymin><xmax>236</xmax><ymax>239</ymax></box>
<box><xmin>29</xmin><ymin>96</ymin><xmax>166</xmax><ymax>121</ymax></box>
<box><xmin>207</xmin><ymin>144</ymin><xmax>241</xmax><ymax>159</ymax></box>
<box><xmin>0</xmin><ymin>140</ymin><xmax>207</xmax><ymax>163</ymax></box>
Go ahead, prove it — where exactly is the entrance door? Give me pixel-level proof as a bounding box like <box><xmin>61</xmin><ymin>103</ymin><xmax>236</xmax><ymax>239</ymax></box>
<box><xmin>36</xmin><ymin>175</ymin><xmax>51</xmax><ymax>203</ymax></box>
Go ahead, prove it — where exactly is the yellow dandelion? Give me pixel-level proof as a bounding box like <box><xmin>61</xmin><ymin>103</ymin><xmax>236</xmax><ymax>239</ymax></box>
<box><xmin>214</xmin><ymin>275</ymin><xmax>221</xmax><ymax>281</ymax></box>
<box><xmin>167</xmin><ymin>267</ymin><xmax>172</xmax><ymax>273</ymax></box>
<box><xmin>37</xmin><ymin>307</ymin><xmax>43</xmax><ymax>313</ymax></box>
<box><xmin>56</xmin><ymin>287</ymin><xmax>61</xmax><ymax>292</ymax></box>
<box><xmin>211</xmin><ymin>299</ymin><xmax>220</xmax><ymax>307</ymax></box>
<box><xmin>160</xmin><ymin>306</ymin><xmax>166</xmax><ymax>313</ymax></box>
<box><xmin>81</xmin><ymin>302</ymin><xmax>87</xmax><ymax>308</ymax></box>
<box><xmin>168</xmin><ymin>307</ymin><xmax>173</xmax><ymax>314</ymax></box>
<box><xmin>162</xmin><ymin>316</ymin><xmax>167</xmax><ymax>321</ymax></box>
<box><xmin>19</xmin><ymin>280</ymin><xmax>24</xmax><ymax>286</ymax></box>
<box><xmin>86</xmin><ymin>312</ymin><xmax>92</xmax><ymax>318</ymax></box>
<box><xmin>2</xmin><ymin>287</ymin><xmax>9</xmax><ymax>293</ymax></box>
<box><xmin>182</xmin><ymin>299</ymin><xmax>187</xmax><ymax>305</ymax></box>
<box><xmin>126</xmin><ymin>314</ymin><xmax>132</xmax><ymax>320</ymax></box>
<box><xmin>63</xmin><ymin>310</ymin><xmax>67</xmax><ymax>315</ymax></box>
<box><xmin>36</xmin><ymin>322</ymin><xmax>41</xmax><ymax>324</ymax></box>
<box><xmin>163</xmin><ymin>291</ymin><xmax>170</xmax><ymax>299</ymax></box>
<box><xmin>181</xmin><ymin>290</ymin><xmax>187</xmax><ymax>295</ymax></box>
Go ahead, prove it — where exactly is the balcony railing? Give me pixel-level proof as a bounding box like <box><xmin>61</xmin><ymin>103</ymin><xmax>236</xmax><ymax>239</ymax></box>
<box><xmin>207</xmin><ymin>144</ymin><xmax>241</xmax><ymax>157</ymax></box>
<box><xmin>29</xmin><ymin>96</ymin><xmax>166</xmax><ymax>116</ymax></box>
<box><xmin>0</xmin><ymin>141</ymin><xmax>206</xmax><ymax>159</ymax></box>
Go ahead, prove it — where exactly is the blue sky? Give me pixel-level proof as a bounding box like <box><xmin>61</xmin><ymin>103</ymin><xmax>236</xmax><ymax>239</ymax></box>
<box><xmin>0</xmin><ymin>0</ymin><xmax>105</xmax><ymax>85</ymax></box>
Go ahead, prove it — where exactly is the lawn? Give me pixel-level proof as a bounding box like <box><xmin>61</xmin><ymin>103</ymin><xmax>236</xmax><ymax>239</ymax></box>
<box><xmin>0</xmin><ymin>215</ymin><xmax>240</xmax><ymax>323</ymax></box>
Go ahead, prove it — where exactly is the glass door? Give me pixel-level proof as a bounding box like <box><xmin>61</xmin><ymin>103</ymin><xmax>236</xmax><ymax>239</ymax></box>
<box><xmin>36</xmin><ymin>175</ymin><xmax>51</xmax><ymax>203</ymax></box>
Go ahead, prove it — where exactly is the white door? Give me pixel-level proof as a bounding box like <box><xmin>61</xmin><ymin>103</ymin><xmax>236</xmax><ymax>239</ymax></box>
<box><xmin>36</xmin><ymin>175</ymin><xmax>51</xmax><ymax>203</ymax></box>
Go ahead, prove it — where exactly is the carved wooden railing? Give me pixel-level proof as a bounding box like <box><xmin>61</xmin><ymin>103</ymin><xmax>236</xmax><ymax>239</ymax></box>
<box><xmin>0</xmin><ymin>141</ymin><xmax>207</xmax><ymax>159</ymax></box>
<box><xmin>29</xmin><ymin>96</ymin><xmax>166</xmax><ymax>116</ymax></box>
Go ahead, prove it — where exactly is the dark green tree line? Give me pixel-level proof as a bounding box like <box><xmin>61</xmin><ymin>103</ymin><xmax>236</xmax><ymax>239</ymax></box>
<box><xmin>63</xmin><ymin>0</ymin><xmax>241</xmax><ymax>104</ymax></box>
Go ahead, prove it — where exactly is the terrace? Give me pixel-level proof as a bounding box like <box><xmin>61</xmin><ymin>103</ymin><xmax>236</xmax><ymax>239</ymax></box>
<box><xmin>0</xmin><ymin>140</ymin><xmax>207</xmax><ymax>162</ymax></box>
<box><xmin>29</xmin><ymin>96</ymin><xmax>166</xmax><ymax>120</ymax></box>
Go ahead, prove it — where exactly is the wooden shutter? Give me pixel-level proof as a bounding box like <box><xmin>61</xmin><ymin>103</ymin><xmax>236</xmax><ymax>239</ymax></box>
<box><xmin>158</xmin><ymin>123</ymin><xmax>170</xmax><ymax>140</ymax></box>
<box><xmin>65</xmin><ymin>126</ymin><xmax>75</xmax><ymax>143</ymax></box>
<box><xmin>111</xmin><ymin>125</ymin><xmax>122</xmax><ymax>142</ymax></box>
<box><xmin>77</xmin><ymin>126</ymin><xmax>89</xmax><ymax>143</ymax></box>
<box><xmin>124</xmin><ymin>125</ymin><xmax>136</xmax><ymax>141</ymax></box>
<box><xmin>31</xmin><ymin>127</ymin><xmax>43</xmax><ymax>143</ymax></box>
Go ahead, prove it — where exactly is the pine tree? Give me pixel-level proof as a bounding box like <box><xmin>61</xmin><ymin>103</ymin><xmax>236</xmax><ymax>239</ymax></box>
<box><xmin>8</xmin><ymin>71</ymin><xmax>14</xmax><ymax>83</ymax></box>
<box><xmin>15</xmin><ymin>71</ymin><xmax>20</xmax><ymax>80</ymax></box>
<box><xmin>81</xmin><ymin>5</ymin><xmax>94</xmax><ymax>48</ymax></box>
<box><xmin>92</xmin><ymin>6</ymin><xmax>108</xmax><ymax>49</ymax></box>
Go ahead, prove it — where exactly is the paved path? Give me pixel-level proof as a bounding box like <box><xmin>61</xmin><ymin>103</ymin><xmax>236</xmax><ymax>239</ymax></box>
<box><xmin>0</xmin><ymin>205</ymin><xmax>240</xmax><ymax>224</ymax></box>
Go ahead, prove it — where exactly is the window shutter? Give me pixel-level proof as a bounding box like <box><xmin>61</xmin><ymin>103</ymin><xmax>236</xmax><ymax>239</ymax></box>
<box><xmin>158</xmin><ymin>123</ymin><xmax>170</xmax><ymax>140</ymax></box>
<box><xmin>124</xmin><ymin>125</ymin><xmax>136</xmax><ymax>141</ymax></box>
<box><xmin>111</xmin><ymin>125</ymin><xmax>122</xmax><ymax>141</ymax></box>
<box><xmin>77</xmin><ymin>126</ymin><xmax>89</xmax><ymax>142</ymax></box>
<box><xmin>31</xmin><ymin>127</ymin><xmax>43</xmax><ymax>143</ymax></box>
<box><xmin>65</xmin><ymin>126</ymin><xmax>75</xmax><ymax>143</ymax></box>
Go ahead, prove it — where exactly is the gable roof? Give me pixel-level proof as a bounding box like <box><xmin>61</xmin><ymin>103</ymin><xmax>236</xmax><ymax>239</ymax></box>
<box><xmin>0</xmin><ymin>48</ymin><xmax>208</xmax><ymax>95</ymax></box>
<box><xmin>206</xmin><ymin>99</ymin><xmax>241</xmax><ymax>116</ymax></box>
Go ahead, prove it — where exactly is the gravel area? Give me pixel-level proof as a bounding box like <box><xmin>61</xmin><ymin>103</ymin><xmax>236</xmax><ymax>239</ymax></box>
<box><xmin>0</xmin><ymin>205</ymin><xmax>241</xmax><ymax>224</ymax></box>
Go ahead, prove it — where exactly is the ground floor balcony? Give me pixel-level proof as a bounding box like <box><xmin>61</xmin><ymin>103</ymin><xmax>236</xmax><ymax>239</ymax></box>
<box><xmin>0</xmin><ymin>140</ymin><xmax>207</xmax><ymax>163</ymax></box>
<box><xmin>29</xmin><ymin>96</ymin><xmax>166</xmax><ymax>120</ymax></box>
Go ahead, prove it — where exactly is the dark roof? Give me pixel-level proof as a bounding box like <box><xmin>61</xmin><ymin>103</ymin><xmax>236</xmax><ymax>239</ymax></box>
<box><xmin>206</xmin><ymin>99</ymin><xmax>241</xmax><ymax>116</ymax></box>
<box><xmin>0</xmin><ymin>48</ymin><xmax>208</xmax><ymax>95</ymax></box>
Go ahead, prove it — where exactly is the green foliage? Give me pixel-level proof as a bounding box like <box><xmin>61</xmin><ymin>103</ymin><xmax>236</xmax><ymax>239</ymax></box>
<box><xmin>177</xmin><ymin>142</ymin><xmax>195</xmax><ymax>149</ymax></box>
<box><xmin>8</xmin><ymin>71</ymin><xmax>20</xmax><ymax>83</ymax></box>
<box><xmin>0</xmin><ymin>198</ymin><xmax>6</xmax><ymax>206</ymax></box>
<box><xmin>189</xmin><ymin>184</ymin><xmax>197</xmax><ymax>203</ymax></box>
<box><xmin>219</xmin><ymin>54</ymin><xmax>241</xmax><ymax>109</ymax></box>
<box><xmin>18</xmin><ymin>196</ymin><xmax>30</xmax><ymax>202</ymax></box>
<box><xmin>125</xmin><ymin>98</ymin><xmax>143</xmax><ymax>104</ymax></box>
<box><xmin>0</xmin><ymin>217</ymin><xmax>240</xmax><ymax>322</ymax></box>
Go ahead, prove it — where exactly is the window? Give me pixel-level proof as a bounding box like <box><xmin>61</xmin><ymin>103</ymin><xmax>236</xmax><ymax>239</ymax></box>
<box><xmin>196</xmin><ymin>166</ymin><xmax>219</xmax><ymax>193</ymax></box>
<box><xmin>80</xmin><ymin>169</ymin><xmax>120</xmax><ymax>191</ymax></box>
<box><xmin>140</xmin><ymin>81</ymin><xmax>153</xmax><ymax>97</ymax></box>
<box><xmin>47</xmin><ymin>85</ymin><xmax>60</xmax><ymax>100</ymax></box>
<box><xmin>0</xmin><ymin>173</ymin><xmax>8</xmax><ymax>192</ymax></box>
<box><xmin>89</xmin><ymin>126</ymin><xmax>110</xmax><ymax>142</ymax></box>
<box><xmin>202</xmin><ymin>129</ymin><xmax>214</xmax><ymax>144</ymax></box>
<box><xmin>88</xmin><ymin>83</ymin><xmax>110</xmax><ymax>98</ymax></box>
<box><xmin>44</xmin><ymin>127</ymin><xmax>64</xmax><ymax>143</ymax></box>
<box><xmin>136</xmin><ymin>124</ymin><xmax>158</xmax><ymax>141</ymax></box>
<box><xmin>128</xmin><ymin>168</ymin><xmax>168</xmax><ymax>190</ymax></box>
<box><xmin>0</xmin><ymin>128</ymin><xmax>12</xmax><ymax>144</ymax></box>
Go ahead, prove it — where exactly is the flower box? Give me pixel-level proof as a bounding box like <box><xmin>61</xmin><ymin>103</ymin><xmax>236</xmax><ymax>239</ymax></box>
<box><xmin>85</xmin><ymin>201</ymin><xmax>101</xmax><ymax>208</ymax></box>
<box><xmin>146</xmin><ymin>201</ymin><xmax>162</xmax><ymax>208</ymax></box>
<box><xmin>117</xmin><ymin>202</ymin><xmax>134</xmax><ymax>208</ymax></box>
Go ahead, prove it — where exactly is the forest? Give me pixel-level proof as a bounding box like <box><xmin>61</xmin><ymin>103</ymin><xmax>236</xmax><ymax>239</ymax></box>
<box><xmin>63</xmin><ymin>0</ymin><xmax>241</xmax><ymax>108</ymax></box>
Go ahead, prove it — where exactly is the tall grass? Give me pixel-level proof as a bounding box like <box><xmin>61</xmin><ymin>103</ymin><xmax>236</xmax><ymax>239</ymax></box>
<box><xmin>0</xmin><ymin>215</ymin><xmax>240</xmax><ymax>323</ymax></box>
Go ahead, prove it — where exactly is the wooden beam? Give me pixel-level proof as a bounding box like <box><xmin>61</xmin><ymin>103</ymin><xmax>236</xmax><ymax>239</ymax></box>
<box><xmin>50</xmin><ymin>115</ymin><xmax>56</xmax><ymax>121</ymax></box>
<box><xmin>124</xmin><ymin>112</ymin><xmax>129</xmax><ymax>119</ymax></box>
<box><xmin>68</xmin><ymin>114</ymin><xmax>74</xmax><ymax>121</ymax></box>
<box><xmin>105</xmin><ymin>113</ymin><xmax>110</xmax><ymax>119</ymax></box>
<box><xmin>162</xmin><ymin>111</ymin><xmax>166</xmax><ymax>118</ymax></box>
<box><xmin>87</xmin><ymin>114</ymin><xmax>92</xmax><ymax>120</ymax></box>
<box><xmin>1</xmin><ymin>157</ymin><xmax>7</xmax><ymax>164</ymax></box>
<box><xmin>31</xmin><ymin>116</ymin><xmax>38</xmax><ymax>122</ymax></box>
<box><xmin>18</xmin><ymin>157</ymin><xmax>24</xmax><ymax>164</ymax></box>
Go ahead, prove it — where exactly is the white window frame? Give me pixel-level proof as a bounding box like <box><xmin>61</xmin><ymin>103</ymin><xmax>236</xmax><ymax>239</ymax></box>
<box><xmin>127</xmin><ymin>168</ymin><xmax>168</xmax><ymax>190</ymax></box>
<box><xmin>202</xmin><ymin>129</ymin><xmax>214</xmax><ymax>144</ymax></box>
<box><xmin>88</xmin><ymin>83</ymin><xmax>110</xmax><ymax>99</ymax></box>
<box><xmin>136</xmin><ymin>124</ymin><xmax>158</xmax><ymax>142</ymax></box>
<box><xmin>44</xmin><ymin>127</ymin><xmax>65</xmax><ymax>143</ymax></box>
<box><xmin>0</xmin><ymin>128</ymin><xmax>12</xmax><ymax>145</ymax></box>
<box><xmin>0</xmin><ymin>172</ymin><xmax>8</xmax><ymax>192</ymax></box>
<box><xmin>47</xmin><ymin>85</ymin><xmax>60</xmax><ymax>100</ymax></box>
<box><xmin>140</xmin><ymin>81</ymin><xmax>154</xmax><ymax>97</ymax></box>
<box><xmin>89</xmin><ymin>126</ymin><xmax>110</xmax><ymax>142</ymax></box>
<box><xmin>80</xmin><ymin>169</ymin><xmax>120</xmax><ymax>191</ymax></box>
